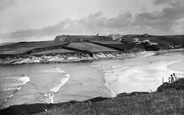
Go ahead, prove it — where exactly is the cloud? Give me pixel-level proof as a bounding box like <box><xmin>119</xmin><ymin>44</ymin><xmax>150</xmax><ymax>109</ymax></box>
<box><xmin>0</xmin><ymin>0</ymin><xmax>15</xmax><ymax>11</ymax></box>
<box><xmin>0</xmin><ymin>11</ymin><xmax>134</xmax><ymax>43</ymax></box>
<box><xmin>1</xmin><ymin>0</ymin><xmax>184</xmax><ymax>43</ymax></box>
<box><xmin>134</xmin><ymin>0</ymin><xmax>184</xmax><ymax>33</ymax></box>
<box><xmin>106</xmin><ymin>11</ymin><xmax>132</xmax><ymax>28</ymax></box>
<box><xmin>153</xmin><ymin>0</ymin><xmax>178</xmax><ymax>5</ymax></box>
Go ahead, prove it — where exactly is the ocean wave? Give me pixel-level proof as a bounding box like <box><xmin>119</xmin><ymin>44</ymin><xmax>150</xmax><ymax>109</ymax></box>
<box><xmin>90</xmin><ymin>64</ymin><xmax>116</xmax><ymax>97</ymax></box>
<box><xmin>3</xmin><ymin>83</ymin><xmax>22</xmax><ymax>87</ymax></box>
<box><xmin>41</xmin><ymin>67</ymin><xmax>66</xmax><ymax>73</ymax></box>
<box><xmin>50</xmin><ymin>75</ymin><xmax>69</xmax><ymax>93</ymax></box>
<box><xmin>0</xmin><ymin>75</ymin><xmax>30</xmax><ymax>109</ymax></box>
<box><xmin>1</xmin><ymin>75</ymin><xmax>30</xmax><ymax>91</ymax></box>
<box><xmin>44</xmin><ymin>67</ymin><xmax>70</xmax><ymax>103</ymax></box>
<box><xmin>103</xmin><ymin>75</ymin><xmax>116</xmax><ymax>97</ymax></box>
<box><xmin>17</xmin><ymin>76</ymin><xmax>30</xmax><ymax>84</ymax></box>
<box><xmin>50</xmin><ymin>68</ymin><xmax>70</xmax><ymax>94</ymax></box>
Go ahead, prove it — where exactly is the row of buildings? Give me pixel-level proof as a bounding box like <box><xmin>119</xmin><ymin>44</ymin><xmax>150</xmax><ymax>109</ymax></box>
<box><xmin>132</xmin><ymin>38</ymin><xmax>158</xmax><ymax>46</ymax></box>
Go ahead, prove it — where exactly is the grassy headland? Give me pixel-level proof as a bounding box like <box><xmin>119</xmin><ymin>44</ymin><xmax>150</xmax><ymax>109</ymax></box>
<box><xmin>0</xmin><ymin>34</ymin><xmax>183</xmax><ymax>65</ymax></box>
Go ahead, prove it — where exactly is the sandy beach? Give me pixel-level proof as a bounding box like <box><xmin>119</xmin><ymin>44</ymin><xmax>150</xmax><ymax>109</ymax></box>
<box><xmin>168</xmin><ymin>61</ymin><xmax>184</xmax><ymax>72</ymax></box>
<box><xmin>91</xmin><ymin>51</ymin><xmax>184</xmax><ymax>94</ymax></box>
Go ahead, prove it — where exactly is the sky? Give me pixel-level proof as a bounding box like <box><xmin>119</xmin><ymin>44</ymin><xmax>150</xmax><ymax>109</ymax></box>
<box><xmin>0</xmin><ymin>0</ymin><xmax>184</xmax><ymax>43</ymax></box>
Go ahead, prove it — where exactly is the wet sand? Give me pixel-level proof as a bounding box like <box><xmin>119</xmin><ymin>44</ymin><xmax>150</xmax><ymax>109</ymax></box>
<box><xmin>168</xmin><ymin>61</ymin><xmax>184</xmax><ymax>72</ymax></box>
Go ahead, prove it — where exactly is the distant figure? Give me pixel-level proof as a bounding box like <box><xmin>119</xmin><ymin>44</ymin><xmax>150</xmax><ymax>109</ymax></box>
<box><xmin>170</xmin><ymin>75</ymin><xmax>174</xmax><ymax>83</ymax></box>
<box><xmin>45</xmin><ymin>93</ymin><xmax>54</xmax><ymax>103</ymax></box>
<box><xmin>168</xmin><ymin>76</ymin><xmax>171</xmax><ymax>83</ymax></box>
<box><xmin>173</xmin><ymin>73</ymin><xmax>177</xmax><ymax>80</ymax></box>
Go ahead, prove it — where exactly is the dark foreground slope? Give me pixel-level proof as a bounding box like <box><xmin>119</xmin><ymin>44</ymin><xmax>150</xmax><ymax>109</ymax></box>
<box><xmin>1</xmin><ymin>79</ymin><xmax>184</xmax><ymax>115</ymax></box>
<box><xmin>36</xmin><ymin>90</ymin><xmax>184</xmax><ymax>115</ymax></box>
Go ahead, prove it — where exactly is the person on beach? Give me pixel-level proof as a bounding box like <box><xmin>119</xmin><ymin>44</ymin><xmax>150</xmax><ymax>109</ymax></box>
<box><xmin>168</xmin><ymin>76</ymin><xmax>171</xmax><ymax>83</ymax></box>
<box><xmin>173</xmin><ymin>73</ymin><xmax>177</xmax><ymax>80</ymax></box>
<box><xmin>170</xmin><ymin>75</ymin><xmax>174</xmax><ymax>82</ymax></box>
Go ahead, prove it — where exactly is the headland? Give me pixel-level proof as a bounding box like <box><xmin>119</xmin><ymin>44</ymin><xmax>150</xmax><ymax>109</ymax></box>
<box><xmin>0</xmin><ymin>34</ymin><xmax>184</xmax><ymax>65</ymax></box>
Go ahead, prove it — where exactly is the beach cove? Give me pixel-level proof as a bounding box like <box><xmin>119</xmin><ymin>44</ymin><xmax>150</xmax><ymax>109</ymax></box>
<box><xmin>91</xmin><ymin>51</ymin><xmax>184</xmax><ymax>94</ymax></box>
<box><xmin>0</xmin><ymin>51</ymin><xmax>184</xmax><ymax>109</ymax></box>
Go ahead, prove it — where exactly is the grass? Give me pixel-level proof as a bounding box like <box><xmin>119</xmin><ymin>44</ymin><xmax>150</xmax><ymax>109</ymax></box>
<box><xmin>1</xmin><ymin>90</ymin><xmax>183</xmax><ymax>115</ymax></box>
<box><xmin>0</xmin><ymin>41</ymin><xmax>119</xmax><ymax>57</ymax></box>
<box><xmin>67</xmin><ymin>42</ymin><xmax>118</xmax><ymax>52</ymax></box>
<box><xmin>31</xmin><ymin>48</ymin><xmax>75</xmax><ymax>55</ymax></box>
<box><xmin>91</xmin><ymin>41</ymin><xmax>134</xmax><ymax>51</ymax></box>
<box><xmin>1</xmin><ymin>35</ymin><xmax>183</xmax><ymax>57</ymax></box>
<box><xmin>34</xmin><ymin>90</ymin><xmax>184</xmax><ymax>115</ymax></box>
<box><xmin>0</xmin><ymin>41</ymin><xmax>65</xmax><ymax>55</ymax></box>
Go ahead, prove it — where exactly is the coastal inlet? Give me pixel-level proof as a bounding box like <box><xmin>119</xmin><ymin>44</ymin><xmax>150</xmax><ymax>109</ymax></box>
<box><xmin>0</xmin><ymin>51</ymin><xmax>184</xmax><ymax>109</ymax></box>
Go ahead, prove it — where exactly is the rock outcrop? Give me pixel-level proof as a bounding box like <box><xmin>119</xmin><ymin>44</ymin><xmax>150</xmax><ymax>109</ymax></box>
<box><xmin>157</xmin><ymin>78</ymin><xmax>184</xmax><ymax>92</ymax></box>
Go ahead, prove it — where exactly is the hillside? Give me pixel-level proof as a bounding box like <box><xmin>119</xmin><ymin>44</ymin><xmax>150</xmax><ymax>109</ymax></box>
<box><xmin>0</xmin><ymin>41</ymin><xmax>66</xmax><ymax>57</ymax></box>
<box><xmin>123</xmin><ymin>34</ymin><xmax>184</xmax><ymax>49</ymax></box>
<box><xmin>0</xmin><ymin>35</ymin><xmax>184</xmax><ymax>58</ymax></box>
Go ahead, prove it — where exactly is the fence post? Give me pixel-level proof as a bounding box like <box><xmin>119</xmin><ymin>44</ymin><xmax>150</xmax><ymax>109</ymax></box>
<box><xmin>162</xmin><ymin>77</ymin><xmax>164</xmax><ymax>84</ymax></box>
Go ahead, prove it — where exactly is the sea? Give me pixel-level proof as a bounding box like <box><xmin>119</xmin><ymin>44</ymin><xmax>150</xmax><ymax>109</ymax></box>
<box><xmin>0</xmin><ymin>51</ymin><xmax>184</xmax><ymax>109</ymax></box>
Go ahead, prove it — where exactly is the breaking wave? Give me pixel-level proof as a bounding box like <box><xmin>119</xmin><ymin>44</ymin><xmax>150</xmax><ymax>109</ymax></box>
<box><xmin>1</xmin><ymin>75</ymin><xmax>30</xmax><ymax>91</ymax></box>
<box><xmin>90</xmin><ymin>64</ymin><xmax>116</xmax><ymax>97</ymax></box>
<box><xmin>44</xmin><ymin>67</ymin><xmax>70</xmax><ymax>103</ymax></box>
<box><xmin>0</xmin><ymin>75</ymin><xmax>30</xmax><ymax>108</ymax></box>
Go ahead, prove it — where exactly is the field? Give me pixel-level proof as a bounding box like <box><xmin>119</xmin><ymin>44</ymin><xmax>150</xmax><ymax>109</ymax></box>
<box><xmin>31</xmin><ymin>48</ymin><xmax>75</xmax><ymax>55</ymax></box>
<box><xmin>0</xmin><ymin>35</ymin><xmax>183</xmax><ymax>57</ymax></box>
<box><xmin>0</xmin><ymin>41</ymin><xmax>65</xmax><ymax>55</ymax></box>
<box><xmin>67</xmin><ymin>42</ymin><xmax>118</xmax><ymax>52</ymax></box>
<box><xmin>91</xmin><ymin>41</ymin><xmax>134</xmax><ymax>51</ymax></box>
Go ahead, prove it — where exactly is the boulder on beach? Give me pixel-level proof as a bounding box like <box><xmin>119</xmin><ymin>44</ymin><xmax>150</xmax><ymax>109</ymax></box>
<box><xmin>157</xmin><ymin>78</ymin><xmax>184</xmax><ymax>92</ymax></box>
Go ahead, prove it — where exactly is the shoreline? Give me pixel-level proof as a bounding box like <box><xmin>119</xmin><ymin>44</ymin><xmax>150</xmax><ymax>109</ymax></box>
<box><xmin>89</xmin><ymin>65</ymin><xmax>116</xmax><ymax>98</ymax></box>
<box><xmin>1</xmin><ymin>48</ymin><xmax>183</xmax><ymax>66</ymax></box>
<box><xmin>0</xmin><ymin>50</ymin><xmax>154</xmax><ymax>65</ymax></box>
<box><xmin>155</xmin><ymin>48</ymin><xmax>184</xmax><ymax>56</ymax></box>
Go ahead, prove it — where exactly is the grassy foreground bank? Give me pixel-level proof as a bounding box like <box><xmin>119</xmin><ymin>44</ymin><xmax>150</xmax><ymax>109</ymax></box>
<box><xmin>1</xmin><ymin>79</ymin><xmax>184</xmax><ymax>115</ymax></box>
<box><xmin>36</xmin><ymin>90</ymin><xmax>184</xmax><ymax>115</ymax></box>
